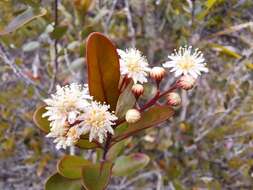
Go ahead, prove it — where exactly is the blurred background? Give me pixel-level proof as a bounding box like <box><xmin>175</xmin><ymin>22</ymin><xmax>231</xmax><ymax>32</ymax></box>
<box><xmin>0</xmin><ymin>0</ymin><xmax>253</xmax><ymax>189</ymax></box>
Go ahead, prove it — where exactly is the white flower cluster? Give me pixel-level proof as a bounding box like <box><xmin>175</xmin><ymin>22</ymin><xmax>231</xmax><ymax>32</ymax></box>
<box><xmin>43</xmin><ymin>83</ymin><xmax>117</xmax><ymax>149</ymax></box>
<box><xmin>44</xmin><ymin>46</ymin><xmax>208</xmax><ymax>149</ymax></box>
<box><xmin>118</xmin><ymin>46</ymin><xmax>208</xmax><ymax>84</ymax></box>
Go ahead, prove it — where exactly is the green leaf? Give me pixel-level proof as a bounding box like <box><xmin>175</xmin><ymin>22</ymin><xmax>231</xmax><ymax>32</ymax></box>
<box><xmin>76</xmin><ymin>139</ymin><xmax>99</xmax><ymax>149</ymax></box>
<box><xmin>0</xmin><ymin>7</ymin><xmax>47</xmax><ymax>35</ymax></box>
<box><xmin>86</xmin><ymin>32</ymin><xmax>120</xmax><ymax>110</ymax></box>
<box><xmin>45</xmin><ymin>173</ymin><xmax>82</xmax><ymax>190</ymax></box>
<box><xmin>115</xmin><ymin>81</ymin><xmax>135</xmax><ymax>119</ymax></box>
<box><xmin>50</xmin><ymin>26</ymin><xmax>68</xmax><ymax>40</ymax></box>
<box><xmin>197</xmin><ymin>0</ymin><xmax>223</xmax><ymax>20</ymax></box>
<box><xmin>210</xmin><ymin>43</ymin><xmax>242</xmax><ymax>59</ymax></box>
<box><xmin>33</xmin><ymin>106</ymin><xmax>50</xmax><ymax>133</ymax></box>
<box><xmin>107</xmin><ymin>138</ymin><xmax>131</xmax><ymax>161</ymax></box>
<box><xmin>81</xmin><ymin>161</ymin><xmax>112</xmax><ymax>190</ymax></box>
<box><xmin>112</xmin><ymin>153</ymin><xmax>150</xmax><ymax>177</ymax></box>
<box><xmin>57</xmin><ymin>155</ymin><xmax>91</xmax><ymax>179</ymax></box>
<box><xmin>113</xmin><ymin>106</ymin><xmax>174</xmax><ymax>142</ymax></box>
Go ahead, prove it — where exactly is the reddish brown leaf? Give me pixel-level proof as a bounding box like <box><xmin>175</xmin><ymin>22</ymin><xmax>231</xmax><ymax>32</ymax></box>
<box><xmin>86</xmin><ymin>32</ymin><xmax>120</xmax><ymax>110</ymax></box>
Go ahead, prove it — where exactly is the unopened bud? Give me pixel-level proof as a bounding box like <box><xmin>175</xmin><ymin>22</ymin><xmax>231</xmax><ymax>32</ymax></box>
<box><xmin>125</xmin><ymin>109</ymin><xmax>141</xmax><ymax>123</ymax></box>
<box><xmin>166</xmin><ymin>92</ymin><xmax>181</xmax><ymax>106</ymax></box>
<box><xmin>131</xmin><ymin>84</ymin><xmax>144</xmax><ymax>97</ymax></box>
<box><xmin>177</xmin><ymin>75</ymin><xmax>196</xmax><ymax>90</ymax></box>
<box><xmin>150</xmin><ymin>67</ymin><xmax>166</xmax><ymax>81</ymax></box>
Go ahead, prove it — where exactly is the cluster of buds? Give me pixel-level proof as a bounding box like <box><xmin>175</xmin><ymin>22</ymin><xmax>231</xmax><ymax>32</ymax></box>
<box><xmin>120</xmin><ymin>45</ymin><xmax>208</xmax><ymax>124</ymax></box>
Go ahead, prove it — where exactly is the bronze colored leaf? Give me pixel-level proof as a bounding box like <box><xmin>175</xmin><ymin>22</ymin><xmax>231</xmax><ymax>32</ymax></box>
<box><xmin>113</xmin><ymin>106</ymin><xmax>174</xmax><ymax>142</ymax></box>
<box><xmin>86</xmin><ymin>32</ymin><xmax>120</xmax><ymax>110</ymax></box>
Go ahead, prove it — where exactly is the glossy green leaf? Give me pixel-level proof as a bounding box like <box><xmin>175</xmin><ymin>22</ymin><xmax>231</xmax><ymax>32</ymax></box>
<box><xmin>113</xmin><ymin>106</ymin><xmax>174</xmax><ymax>142</ymax></box>
<box><xmin>86</xmin><ymin>32</ymin><xmax>120</xmax><ymax>110</ymax></box>
<box><xmin>57</xmin><ymin>155</ymin><xmax>91</xmax><ymax>179</ymax></box>
<box><xmin>50</xmin><ymin>26</ymin><xmax>68</xmax><ymax>40</ymax></box>
<box><xmin>45</xmin><ymin>173</ymin><xmax>82</xmax><ymax>190</ymax></box>
<box><xmin>82</xmin><ymin>161</ymin><xmax>112</xmax><ymax>190</ymax></box>
<box><xmin>76</xmin><ymin>139</ymin><xmax>99</xmax><ymax>149</ymax></box>
<box><xmin>0</xmin><ymin>7</ymin><xmax>47</xmax><ymax>35</ymax></box>
<box><xmin>112</xmin><ymin>153</ymin><xmax>150</xmax><ymax>177</ymax></box>
<box><xmin>115</xmin><ymin>81</ymin><xmax>135</xmax><ymax>119</ymax></box>
<box><xmin>33</xmin><ymin>106</ymin><xmax>50</xmax><ymax>133</ymax></box>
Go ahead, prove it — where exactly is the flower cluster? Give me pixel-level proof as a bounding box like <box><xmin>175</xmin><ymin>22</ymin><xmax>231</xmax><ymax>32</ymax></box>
<box><xmin>118</xmin><ymin>46</ymin><xmax>208</xmax><ymax>86</ymax></box>
<box><xmin>43</xmin><ymin>46</ymin><xmax>208</xmax><ymax>149</ymax></box>
<box><xmin>43</xmin><ymin>84</ymin><xmax>117</xmax><ymax>149</ymax></box>
<box><xmin>118</xmin><ymin>46</ymin><xmax>208</xmax><ymax>121</ymax></box>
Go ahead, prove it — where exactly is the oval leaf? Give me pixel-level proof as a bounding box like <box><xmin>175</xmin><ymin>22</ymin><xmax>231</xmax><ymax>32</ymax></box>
<box><xmin>112</xmin><ymin>153</ymin><xmax>150</xmax><ymax>177</ymax></box>
<box><xmin>107</xmin><ymin>138</ymin><xmax>131</xmax><ymax>161</ymax></box>
<box><xmin>113</xmin><ymin>106</ymin><xmax>174</xmax><ymax>142</ymax></box>
<box><xmin>76</xmin><ymin>139</ymin><xmax>99</xmax><ymax>149</ymax></box>
<box><xmin>0</xmin><ymin>7</ymin><xmax>47</xmax><ymax>35</ymax></box>
<box><xmin>33</xmin><ymin>105</ymin><xmax>50</xmax><ymax>133</ymax></box>
<box><xmin>81</xmin><ymin>161</ymin><xmax>112</xmax><ymax>190</ymax></box>
<box><xmin>86</xmin><ymin>32</ymin><xmax>120</xmax><ymax>110</ymax></box>
<box><xmin>45</xmin><ymin>173</ymin><xmax>82</xmax><ymax>190</ymax></box>
<box><xmin>57</xmin><ymin>155</ymin><xmax>91</xmax><ymax>179</ymax></box>
<box><xmin>50</xmin><ymin>25</ymin><xmax>68</xmax><ymax>40</ymax></box>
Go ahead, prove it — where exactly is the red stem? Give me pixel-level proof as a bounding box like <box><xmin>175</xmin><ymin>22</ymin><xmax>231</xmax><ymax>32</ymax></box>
<box><xmin>140</xmin><ymin>83</ymin><xmax>177</xmax><ymax>112</ymax></box>
<box><xmin>119</xmin><ymin>75</ymin><xmax>127</xmax><ymax>92</ymax></box>
<box><xmin>102</xmin><ymin>83</ymin><xmax>178</xmax><ymax>160</ymax></box>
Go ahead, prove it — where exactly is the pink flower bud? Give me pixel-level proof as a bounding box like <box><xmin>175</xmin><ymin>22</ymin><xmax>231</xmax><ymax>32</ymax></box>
<box><xmin>177</xmin><ymin>75</ymin><xmax>196</xmax><ymax>90</ymax></box>
<box><xmin>125</xmin><ymin>109</ymin><xmax>141</xmax><ymax>123</ymax></box>
<box><xmin>166</xmin><ymin>92</ymin><xmax>181</xmax><ymax>106</ymax></box>
<box><xmin>131</xmin><ymin>84</ymin><xmax>144</xmax><ymax>97</ymax></box>
<box><xmin>149</xmin><ymin>67</ymin><xmax>166</xmax><ymax>81</ymax></box>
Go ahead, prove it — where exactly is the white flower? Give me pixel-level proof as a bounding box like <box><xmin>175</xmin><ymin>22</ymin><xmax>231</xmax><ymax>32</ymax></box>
<box><xmin>79</xmin><ymin>101</ymin><xmax>118</xmax><ymax>143</ymax></box>
<box><xmin>118</xmin><ymin>48</ymin><xmax>150</xmax><ymax>84</ymax></box>
<box><xmin>43</xmin><ymin>83</ymin><xmax>92</xmax><ymax>149</ymax></box>
<box><xmin>163</xmin><ymin>46</ymin><xmax>208</xmax><ymax>78</ymax></box>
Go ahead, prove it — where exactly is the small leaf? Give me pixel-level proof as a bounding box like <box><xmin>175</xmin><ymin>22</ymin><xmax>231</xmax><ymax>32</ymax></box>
<box><xmin>107</xmin><ymin>138</ymin><xmax>131</xmax><ymax>161</ymax></box>
<box><xmin>45</xmin><ymin>173</ymin><xmax>82</xmax><ymax>190</ymax></box>
<box><xmin>81</xmin><ymin>161</ymin><xmax>112</xmax><ymax>190</ymax></box>
<box><xmin>86</xmin><ymin>32</ymin><xmax>120</xmax><ymax>110</ymax></box>
<box><xmin>76</xmin><ymin>139</ymin><xmax>99</xmax><ymax>149</ymax></box>
<box><xmin>57</xmin><ymin>155</ymin><xmax>91</xmax><ymax>179</ymax></box>
<box><xmin>112</xmin><ymin>153</ymin><xmax>150</xmax><ymax>177</ymax></box>
<box><xmin>50</xmin><ymin>25</ymin><xmax>68</xmax><ymax>40</ymax></box>
<box><xmin>0</xmin><ymin>7</ymin><xmax>47</xmax><ymax>35</ymax></box>
<box><xmin>113</xmin><ymin>106</ymin><xmax>174</xmax><ymax>142</ymax></box>
<box><xmin>74</xmin><ymin>0</ymin><xmax>94</xmax><ymax>13</ymax></box>
<box><xmin>115</xmin><ymin>81</ymin><xmax>135</xmax><ymax>119</ymax></box>
<box><xmin>210</xmin><ymin>43</ymin><xmax>242</xmax><ymax>59</ymax></box>
<box><xmin>197</xmin><ymin>0</ymin><xmax>220</xmax><ymax>20</ymax></box>
<box><xmin>33</xmin><ymin>106</ymin><xmax>50</xmax><ymax>133</ymax></box>
<box><xmin>22</xmin><ymin>41</ymin><xmax>40</xmax><ymax>52</ymax></box>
